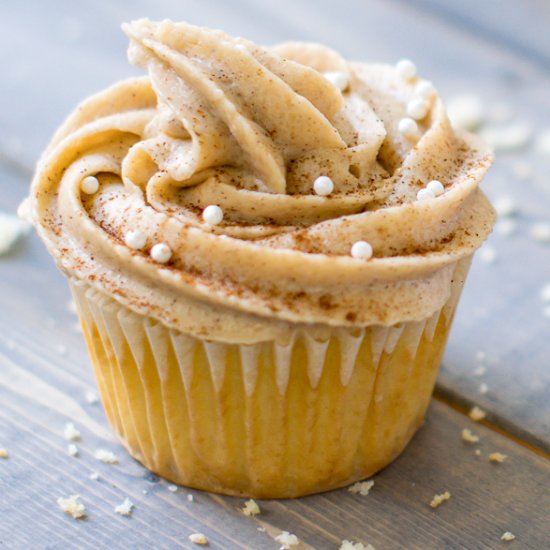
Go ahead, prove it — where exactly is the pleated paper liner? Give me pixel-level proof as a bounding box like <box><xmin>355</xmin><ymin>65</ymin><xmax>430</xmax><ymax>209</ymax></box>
<box><xmin>70</xmin><ymin>256</ymin><xmax>471</xmax><ymax>498</ymax></box>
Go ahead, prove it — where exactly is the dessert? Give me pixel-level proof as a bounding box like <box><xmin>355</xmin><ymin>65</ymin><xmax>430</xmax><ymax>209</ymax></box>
<box><xmin>27</xmin><ymin>19</ymin><xmax>495</xmax><ymax>497</ymax></box>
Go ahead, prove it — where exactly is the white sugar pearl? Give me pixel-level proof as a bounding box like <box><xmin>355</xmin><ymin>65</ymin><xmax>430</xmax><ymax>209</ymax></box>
<box><xmin>426</xmin><ymin>180</ymin><xmax>445</xmax><ymax>196</ymax></box>
<box><xmin>407</xmin><ymin>99</ymin><xmax>430</xmax><ymax>120</ymax></box>
<box><xmin>398</xmin><ymin>118</ymin><xmax>419</xmax><ymax>138</ymax></box>
<box><xmin>81</xmin><ymin>176</ymin><xmax>99</xmax><ymax>195</ymax></box>
<box><xmin>415</xmin><ymin>80</ymin><xmax>436</xmax><ymax>99</ymax></box>
<box><xmin>351</xmin><ymin>240</ymin><xmax>373</xmax><ymax>260</ymax></box>
<box><xmin>202</xmin><ymin>205</ymin><xmax>224</xmax><ymax>225</ymax></box>
<box><xmin>417</xmin><ymin>188</ymin><xmax>435</xmax><ymax>202</ymax></box>
<box><xmin>124</xmin><ymin>230</ymin><xmax>146</xmax><ymax>250</ymax></box>
<box><xmin>150</xmin><ymin>243</ymin><xmax>172</xmax><ymax>263</ymax></box>
<box><xmin>396</xmin><ymin>59</ymin><xmax>416</xmax><ymax>80</ymax></box>
<box><xmin>323</xmin><ymin>71</ymin><xmax>349</xmax><ymax>92</ymax></box>
<box><xmin>313</xmin><ymin>176</ymin><xmax>334</xmax><ymax>196</ymax></box>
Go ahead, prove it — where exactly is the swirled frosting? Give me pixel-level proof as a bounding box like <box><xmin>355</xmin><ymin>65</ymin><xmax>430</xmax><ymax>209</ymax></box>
<box><xmin>29</xmin><ymin>19</ymin><xmax>495</xmax><ymax>343</ymax></box>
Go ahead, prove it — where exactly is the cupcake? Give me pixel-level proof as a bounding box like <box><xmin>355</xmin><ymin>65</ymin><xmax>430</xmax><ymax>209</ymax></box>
<box><xmin>27</xmin><ymin>19</ymin><xmax>494</xmax><ymax>498</ymax></box>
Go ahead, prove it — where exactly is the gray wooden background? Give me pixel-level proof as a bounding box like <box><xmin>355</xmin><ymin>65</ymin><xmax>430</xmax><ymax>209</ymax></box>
<box><xmin>1</xmin><ymin>1</ymin><xmax>549</xmax><ymax>548</ymax></box>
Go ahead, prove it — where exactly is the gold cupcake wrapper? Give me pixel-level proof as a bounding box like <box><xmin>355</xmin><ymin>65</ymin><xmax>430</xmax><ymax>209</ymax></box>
<box><xmin>70</xmin><ymin>257</ymin><xmax>470</xmax><ymax>498</ymax></box>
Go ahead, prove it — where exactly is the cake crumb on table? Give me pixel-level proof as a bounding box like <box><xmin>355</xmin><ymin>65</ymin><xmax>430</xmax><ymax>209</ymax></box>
<box><xmin>501</xmin><ymin>531</ymin><xmax>516</xmax><ymax>542</ymax></box>
<box><xmin>187</xmin><ymin>494</ymin><xmax>194</xmax><ymax>502</ymax></box>
<box><xmin>57</xmin><ymin>495</ymin><xmax>86</xmax><ymax>519</ymax></box>
<box><xmin>0</xmin><ymin>449</ymin><xmax>8</xmax><ymax>458</ymax></box>
<box><xmin>469</xmin><ymin>406</ymin><xmax>486</xmax><ymax>421</ymax></box>
<box><xmin>89</xmin><ymin>472</ymin><xmax>99</xmax><ymax>481</ymax></box>
<box><xmin>67</xmin><ymin>444</ymin><xmax>79</xmax><ymax>457</ymax></box>
<box><xmin>94</xmin><ymin>449</ymin><xmax>118</xmax><ymax>464</ymax></box>
<box><xmin>348</xmin><ymin>480</ymin><xmax>374</xmax><ymax>496</ymax></box>
<box><xmin>430</xmin><ymin>491</ymin><xmax>451</xmax><ymax>509</ymax></box>
<box><xmin>114</xmin><ymin>497</ymin><xmax>134</xmax><ymax>516</ymax></box>
<box><xmin>189</xmin><ymin>533</ymin><xmax>209</xmax><ymax>546</ymax></box>
<box><xmin>489</xmin><ymin>452</ymin><xmax>508</xmax><ymax>463</ymax></box>
<box><xmin>242</xmin><ymin>498</ymin><xmax>261</xmax><ymax>517</ymax></box>
<box><xmin>340</xmin><ymin>541</ymin><xmax>375</xmax><ymax>550</ymax></box>
<box><xmin>167</xmin><ymin>484</ymin><xmax>178</xmax><ymax>493</ymax></box>
<box><xmin>275</xmin><ymin>531</ymin><xmax>299</xmax><ymax>549</ymax></box>
<box><xmin>63</xmin><ymin>422</ymin><xmax>81</xmax><ymax>441</ymax></box>
<box><xmin>462</xmin><ymin>428</ymin><xmax>480</xmax><ymax>443</ymax></box>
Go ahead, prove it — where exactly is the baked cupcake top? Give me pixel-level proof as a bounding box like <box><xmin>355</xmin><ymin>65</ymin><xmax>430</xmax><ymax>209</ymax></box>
<box><xmin>28</xmin><ymin>19</ymin><xmax>495</xmax><ymax>343</ymax></box>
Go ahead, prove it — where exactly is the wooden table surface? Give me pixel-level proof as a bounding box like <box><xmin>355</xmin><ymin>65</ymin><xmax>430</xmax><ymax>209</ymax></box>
<box><xmin>1</xmin><ymin>1</ymin><xmax>549</xmax><ymax>548</ymax></box>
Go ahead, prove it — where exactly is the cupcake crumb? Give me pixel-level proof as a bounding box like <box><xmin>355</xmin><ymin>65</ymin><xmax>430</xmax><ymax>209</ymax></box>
<box><xmin>489</xmin><ymin>452</ymin><xmax>507</xmax><ymax>463</ymax></box>
<box><xmin>530</xmin><ymin>223</ymin><xmax>550</xmax><ymax>243</ymax></box>
<box><xmin>187</xmin><ymin>494</ymin><xmax>194</xmax><ymax>502</ymax></box>
<box><xmin>0</xmin><ymin>448</ymin><xmax>8</xmax><ymax>458</ymax></box>
<box><xmin>340</xmin><ymin>541</ymin><xmax>375</xmax><ymax>550</ymax></box>
<box><xmin>275</xmin><ymin>531</ymin><xmax>300</xmax><ymax>549</ymax></box>
<box><xmin>167</xmin><ymin>484</ymin><xmax>178</xmax><ymax>493</ymax></box>
<box><xmin>114</xmin><ymin>497</ymin><xmax>134</xmax><ymax>516</ymax></box>
<box><xmin>85</xmin><ymin>390</ymin><xmax>99</xmax><ymax>404</ymax></box>
<box><xmin>189</xmin><ymin>533</ymin><xmax>208</xmax><ymax>546</ymax></box>
<box><xmin>94</xmin><ymin>449</ymin><xmax>118</xmax><ymax>464</ymax></box>
<box><xmin>64</xmin><ymin>422</ymin><xmax>81</xmax><ymax>441</ymax></box>
<box><xmin>501</xmin><ymin>531</ymin><xmax>516</xmax><ymax>542</ymax></box>
<box><xmin>348</xmin><ymin>480</ymin><xmax>374</xmax><ymax>496</ymax></box>
<box><xmin>89</xmin><ymin>471</ymin><xmax>100</xmax><ymax>481</ymax></box>
<box><xmin>242</xmin><ymin>499</ymin><xmax>261</xmax><ymax>517</ymax></box>
<box><xmin>67</xmin><ymin>444</ymin><xmax>79</xmax><ymax>457</ymax></box>
<box><xmin>469</xmin><ymin>406</ymin><xmax>486</xmax><ymax>421</ymax></box>
<box><xmin>430</xmin><ymin>491</ymin><xmax>451</xmax><ymax>509</ymax></box>
<box><xmin>479</xmin><ymin>383</ymin><xmax>489</xmax><ymax>394</ymax></box>
<box><xmin>462</xmin><ymin>429</ymin><xmax>480</xmax><ymax>443</ymax></box>
<box><xmin>57</xmin><ymin>495</ymin><xmax>86</xmax><ymax>519</ymax></box>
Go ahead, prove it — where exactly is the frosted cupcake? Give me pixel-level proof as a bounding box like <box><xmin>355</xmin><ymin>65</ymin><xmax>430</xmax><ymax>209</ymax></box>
<box><xmin>27</xmin><ymin>19</ymin><xmax>494</xmax><ymax>498</ymax></box>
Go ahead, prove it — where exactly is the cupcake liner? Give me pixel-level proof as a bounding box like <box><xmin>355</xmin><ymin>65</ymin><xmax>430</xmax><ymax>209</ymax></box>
<box><xmin>70</xmin><ymin>256</ymin><xmax>471</xmax><ymax>498</ymax></box>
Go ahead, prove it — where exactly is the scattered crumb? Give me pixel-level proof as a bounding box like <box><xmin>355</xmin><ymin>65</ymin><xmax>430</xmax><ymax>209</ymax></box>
<box><xmin>94</xmin><ymin>449</ymin><xmax>118</xmax><ymax>464</ymax></box>
<box><xmin>257</xmin><ymin>526</ymin><xmax>266</xmax><ymax>532</ymax></box>
<box><xmin>167</xmin><ymin>484</ymin><xmax>178</xmax><ymax>493</ymax></box>
<box><xmin>188</xmin><ymin>533</ymin><xmax>208</xmax><ymax>546</ymax></box>
<box><xmin>85</xmin><ymin>390</ymin><xmax>99</xmax><ymax>405</ymax></box>
<box><xmin>479</xmin><ymin>383</ymin><xmax>489</xmax><ymax>394</ymax></box>
<box><xmin>275</xmin><ymin>531</ymin><xmax>300</xmax><ymax>549</ymax></box>
<box><xmin>480</xmin><ymin>123</ymin><xmax>532</xmax><ymax>151</ymax></box>
<box><xmin>242</xmin><ymin>499</ymin><xmax>261</xmax><ymax>517</ymax></box>
<box><xmin>535</xmin><ymin>129</ymin><xmax>550</xmax><ymax>155</ymax></box>
<box><xmin>475</xmin><ymin>449</ymin><xmax>482</xmax><ymax>456</ymax></box>
<box><xmin>469</xmin><ymin>406</ymin><xmax>486</xmax><ymax>421</ymax></box>
<box><xmin>430</xmin><ymin>491</ymin><xmax>451</xmax><ymax>509</ymax></box>
<box><xmin>340</xmin><ymin>541</ymin><xmax>375</xmax><ymax>550</ymax></box>
<box><xmin>501</xmin><ymin>531</ymin><xmax>516</xmax><ymax>542</ymax></box>
<box><xmin>89</xmin><ymin>472</ymin><xmax>100</xmax><ymax>481</ymax></box>
<box><xmin>0</xmin><ymin>449</ymin><xmax>8</xmax><ymax>458</ymax></box>
<box><xmin>489</xmin><ymin>452</ymin><xmax>507</xmax><ymax>463</ymax></box>
<box><xmin>187</xmin><ymin>494</ymin><xmax>194</xmax><ymax>502</ymax></box>
<box><xmin>530</xmin><ymin>223</ymin><xmax>550</xmax><ymax>243</ymax></box>
<box><xmin>67</xmin><ymin>444</ymin><xmax>79</xmax><ymax>457</ymax></box>
<box><xmin>0</xmin><ymin>212</ymin><xmax>31</xmax><ymax>255</ymax></box>
<box><xmin>63</xmin><ymin>422</ymin><xmax>81</xmax><ymax>441</ymax></box>
<box><xmin>348</xmin><ymin>480</ymin><xmax>374</xmax><ymax>496</ymax></box>
<box><xmin>462</xmin><ymin>429</ymin><xmax>480</xmax><ymax>443</ymax></box>
<box><xmin>57</xmin><ymin>495</ymin><xmax>86</xmax><ymax>519</ymax></box>
<box><xmin>473</xmin><ymin>366</ymin><xmax>487</xmax><ymax>377</ymax></box>
<box><xmin>479</xmin><ymin>245</ymin><xmax>497</xmax><ymax>264</ymax></box>
<box><xmin>114</xmin><ymin>497</ymin><xmax>134</xmax><ymax>516</ymax></box>
<box><xmin>511</xmin><ymin>160</ymin><xmax>533</xmax><ymax>180</ymax></box>
<box><xmin>493</xmin><ymin>196</ymin><xmax>517</xmax><ymax>218</ymax></box>
<box><xmin>446</xmin><ymin>94</ymin><xmax>484</xmax><ymax>130</ymax></box>
<box><xmin>495</xmin><ymin>219</ymin><xmax>517</xmax><ymax>237</ymax></box>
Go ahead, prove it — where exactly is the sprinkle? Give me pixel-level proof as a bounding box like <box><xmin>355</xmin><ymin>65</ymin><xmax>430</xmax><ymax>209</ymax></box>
<box><xmin>479</xmin><ymin>246</ymin><xmax>497</xmax><ymax>265</ymax></box>
<box><xmin>416</xmin><ymin>188</ymin><xmax>435</xmax><ymax>202</ymax></box>
<box><xmin>501</xmin><ymin>532</ymin><xmax>516</xmax><ymax>542</ymax></box>
<box><xmin>395</xmin><ymin>59</ymin><xmax>416</xmax><ymax>80</ymax></box>
<box><xmin>398</xmin><ymin>117</ymin><xmax>419</xmax><ymax>139</ymax></box>
<box><xmin>67</xmin><ymin>444</ymin><xmax>79</xmax><ymax>457</ymax></box>
<box><xmin>323</xmin><ymin>71</ymin><xmax>349</xmax><ymax>91</ymax></box>
<box><xmin>530</xmin><ymin>222</ymin><xmax>550</xmax><ymax>243</ymax></box>
<box><xmin>479</xmin><ymin>383</ymin><xmax>489</xmax><ymax>394</ymax></box>
<box><xmin>89</xmin><ymin>472</ymin><xmax>100</xmax><ymax>481</ymax></box>
<box><xmin>150</xmin><ymin>243</ymin><xmax>172</xmax><ymax>264</ymax></box>
<box><xmin>495</xmin><ymin>219</ymin><xmax>517</xmax><ymax>237</ymax></box>
<box><xmin>446</xmin><ymin>94</ymin><xmax>483</xmax><ymax>130</ymax></box>
<box><xmin>462</xmin><ymin>428</ymin><xmax>480</xmax><ymax>443</ymax></box>
<box><xmin>540</xmin><ymin>283</ymin><xmax>550</xmax><ymax>302</ymax></box>
<box><xmin>188</xmin><ymin>533</ymin><xmax>209</xmax><ymax>546</ymax></box>
<box><xmin>57</xmin><ymin>495</ymin><xmax>86</xmax><ymax>519</ymax></box>
<box><xmin>187</xmin><ymin>494</ymin><xmax>194</xmax><ymax>502</ymax></box>
<box><xmin>202</xmin><ymin>204</ymin><xmax>224</xmax><ymax>225</ymax></box>
<box><xmin>348</xmin><ymin>480</ymin><xmax>374</xmax><ymax>496</ymax></box>
<box><xmin>242</xmin><ymin>499</ymin><xmax>261</xmax><ymax>517</ymax></box>
<box><xmin>430</xmin><ymin>491</ymin><xmax>451</xmax><ymax>509</ymax></box>
<box><xmin>313</xmin><ymin>175</ymin><xmax>334</xmax><ymax>196</ymax></box>
<box><xmin>480</xmin><ymin>123</ymin><xmax>532</xmax><ymax>151</ymax></box>
<box><xmin>415</xmin><ymin>80</ymin><xmax>436</xmax><ymax>99</ymax></box>
<box><xmin>85</xmin><ymin>390</ymin><xmax>99</xmax><ymax>404</ymax></box>
<box><xmin>114</xmin><ymin>497</ymin><xmax>134</xmax><ymax>516</ymax></box>
<box><xmin>340</xmin><ymin>542</ymin><xmax>375</xmax><ymax>550</ymax></box>
<box><xmin>426</xmin><ymin>180</ymin><xmax>445</xmax><ymax>196</ymax></box>
<box><xmin>167</xmin><ymin>484</ymin><xmax>178</xmax><ymax>493</ymax></box>
<box><xmin>469</xmin><ymin>406</ymin><xmax>486</xmax><ymax>421</ymax></box>
<box><xmin>351</xmin><ymin>241</ymin><xmax>373</xmax><ymax>260</ymax></box>
<box><xmin>0</xmin><ymin>449</ymin><xmax>8</xmax><ymax>458</ymax></box>
<box><xmin>94</xmin><ymin>449</ymin><xmax>118</xmax><ymax>464</ymax></box>
<box><xmin>275</xmin><ymin>531</ymin><xmax>300</xmax><ymax>549</ymax></box>
<box><xmin>63</xmin><ymin>422</ymin><xmax>81</xmax><ymax>442</ymax></box>
<box><xmin>407</xmin><ymin>99</ymin><xmax>429</xmax><ymax>120</ymax></box>
<box><xmin>124</xmin><ymin>230</ymin><xmax>146</xmax><ymax>250</ymax></box>
<box><xmin>81</xmin><ymin>176</ymin><xmax>99</xmax><ymax>195</ymax></box>
<box><xmin>493</xmin><ymin>196</ymin><xmax>517</xmax><ymax>218</ymax></box>
<box><xmin>489</xmin><ymin>452</ymin><xmax>507</xmax><ymax>463</ymax></box>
